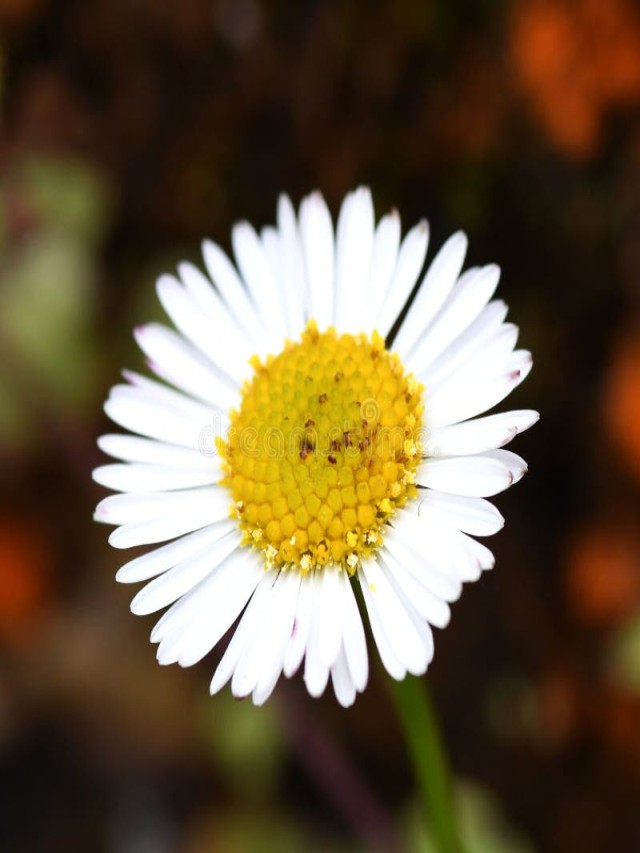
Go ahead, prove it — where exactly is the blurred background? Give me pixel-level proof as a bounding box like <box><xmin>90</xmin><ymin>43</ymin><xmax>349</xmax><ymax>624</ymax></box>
<box><xmin>1</xmin><ymin>0</ymin><xmax>640</xmax><ymax>850</ymax></box>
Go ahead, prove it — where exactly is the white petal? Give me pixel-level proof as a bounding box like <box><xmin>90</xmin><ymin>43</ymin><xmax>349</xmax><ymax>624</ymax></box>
<box><xmin>151</xmin><ymin>550</ymin><xmax>254</xmax><ymax>644</ymax></box>
<box><xmin>230</xmin><ymin>572</ymin><xmax>282</xmax><ymax>698</ymax></box>
<box><xmin>95</xmin><ymin>486</ymin><xmax>230</xmax><ymax>526</ymax></box>
<box><xmin>232</xmin><ymin>221</ymin><xmax>288</xmax><ymax>344</ymax></box>
<box><xmin>394</xmin><ymin>509</ymin><xmax>494</xmax><ymax>581</ymax></box>
<box><xmin>157</xmin><ymin>550</ymin><xmax>263</xmax><ymax>666</ymax></box>
<box><xmin>357</xmin><ymin>564</ymin><xmax>405</xmax><ymax>680</ymax></box>
<box><xmin>104</xmin><ymin>384</ymin><xmax>218</xmax><ymax>449</ymax></box>
<box><xmin>156</xmin><ymin>274</ymin><xmax>251</xmax><ymax>380</ymax></box>
<box><xmin>360</xmin><ymin>558</ymin><xmax>430</xmax><ymax>675</ymax></box>
<box><xmin>334</xmin><ymin>187</ymin><xmax>375</xmax><ymax>334</ymax></box>
<box><xmin>177</xmin><ymin>260</ymin><xmax>255</xmax><ymax>352</ymax></box>
<box><xmin>424</xmin><ymin>423</ymin><xmax>516</xmax><ymax>458</ymax></box>
<box><xmin>93</xmin><ymin>463</ymin><xmax>218</xmax><ymax>493</ymax></box>
<box><xmin>413</xmin><ymin>491</ymin><xmax>504</xmax><ymax>537</ymax></box>
<box><xmin>376</xmin><ymin>220</ymin><xmax>429</xmax><ymax>339</ymax></box>
<box><xmin>115</xmin><ymin>373</ymin><xmax>224</xmax><ymax>453</ymax></box>
<box><xmin>97</xmin><ymin>434</ymin><xmax>219</xmax><ymax>469</ymax></box>
<box><xmin>492</xmin><ymin>409</ymin><xmax>539</xmax><ymax>434</ymax></box>
<box><xmin>316</xmin><ymin>565</ymin><xmax>343</xmax><ymax>669</ymax></box>
<box><xmin>383</xmin><ymin>525</ymin><xmax>463</xmax><ymax>602</ymax></box>
<box><xmin>419</xmin><ymin>300</ymin><xmax>510</xmax><ymax>388</ymax></box>
<box><xmin>393</xmin><ymin>231</ymin><xmax>467</xmax><ymax>355</ymax></box>
<box><xmin>379</xmin><ymin>563</ymin><xmax>435</xmax><ymax>666</ymax></box>
<box><xmin>232</xmin><ymin>569</ymin><xmax>299</xmax><ymax>700</ymax></box>
<box><xmin>115</xmin><ymin>524</ymin><xmax>228</xmax><ymax>584</ymax></box>
<box><xmin>135</xmin><ymin>321</ymin><xmax>240</xmax><ymax>410</ymax></box>
<box><xmin>379</xmin><ymin>548</ymin><xmax>450</xmax><ymax>628</ymax></box>
<box><xmin>426</xmin><ymin>324</ymin><xmax>520</xmax><ymax>397</ymax></box>
<box><xmin>303</xmin><ymin>571</ymin><xmax>331</xmax><ymax>697</ymax></box>
<box><xmin>283</xmin><ymin>573</ymin><xmax>314</xmax><ymax>678</ymax></box>
<box><xmin>277</xmin><ymin>193</ymin><xmax>307</xmax><ymax>332</ymax></box>
<box><xmin>418</xmin><ymin>454</ymin><xmax>515</xmax><ymax>497</ymax></box>
<box><xmin>252</xmin><ymin>571</ymin><xmax>303</xmax><ymax>705</ymax></box>
<box><xmin>261</xmin><ymin>226</ymin><xmax>295</xmax><ymax>339</ymax></box>
<box><xmin>482</xmin><ymin>448</ymin><xmax>528</xmax><ymax>483</ymax></box>
<box><xmin>209</xmin><ymin>568</ymin><xmax>274</xmax><ymax>694</ymax></box>
<box><xmin>423</xmin><ymin>409</ymin><xmax>539</xmax><ymax>457</ymax></box>
<box><xmin>406</xmin><ymin>524</ymin><xmax>498</xmax><ymax>581</ymax></box>
<box><xmin>201</xmin><ymin>238</ymin><xmax>265</xmax><ymax>343</ymax></box>
<box><xmin>425</xmin><ymin>350</ymin><xmax>533</xmax><ymax>429</ymax></box>
<box><xmin>108</xmin><ymin>503</ymin><xmax>232</xmax><ymax>550</ymax></box>
<box><xmin>405</xmin><ymin>264</ymin><xmax>500</xmax><ymax>371</ymax></box>
<box><xmin>456</xmin><ymin>532</ymin><xmax>495</xmax><ymax>573</ymax></box>
<box><xmin>176</xmin><ymin>260</ymin><xmax>243</xmax><ymax>334</ymax></box>
<box><xmin>130</xmin><ymin>527</ymin><xmax>240</xmax><ymax>615</ymax></box>
<box><xmin>299</xmin><ymin>191</ymin><xmax>335</xmax><ymax>330</ymax></box>
<box><xmin>337</xmin><ymin>569</ymin><xmax>368</xmax><ymax>692</ymax></box>
<box><xmin>331</xmin><ymin>646</ymin><xmax>357</xmax><ymax>708</ymax></box>
<box><xmin>362</xmin><ymin>210</ymin><xmax>401</xmax><ymax>331</ymax></box>
<box><xmin>118</xmin><ymin>371</ymin><xmax>212</xmax><ymax>417</ymax></box>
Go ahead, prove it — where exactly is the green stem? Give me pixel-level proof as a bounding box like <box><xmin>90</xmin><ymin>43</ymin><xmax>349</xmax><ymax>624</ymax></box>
<box><xmin>388</xmin><ymin>675</ymin><xmax>463</xmax><ymax>853</ymax></box>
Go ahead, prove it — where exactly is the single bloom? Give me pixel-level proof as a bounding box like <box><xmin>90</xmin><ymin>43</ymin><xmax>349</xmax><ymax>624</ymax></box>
<box><xmin>94</xmin><ymin>187</ymin><xmax>538</xmax><ymax>707</ymax></box>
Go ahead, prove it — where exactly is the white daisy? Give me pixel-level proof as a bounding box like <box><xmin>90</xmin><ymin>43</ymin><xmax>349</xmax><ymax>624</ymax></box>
<box><xmin>94</xmin><ymin>186</ymin><xmax>538</xmax><ymax>708</ymax></box>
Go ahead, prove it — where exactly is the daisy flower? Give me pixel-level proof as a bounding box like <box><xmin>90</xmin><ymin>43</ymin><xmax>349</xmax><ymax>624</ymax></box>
<box><xmin>94</xmin><ymin>187</ymin><xmax>538</xmax><ymax>707</ymax></box>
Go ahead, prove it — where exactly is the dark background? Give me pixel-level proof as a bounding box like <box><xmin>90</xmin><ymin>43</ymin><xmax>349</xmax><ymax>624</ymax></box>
<box><xmin>2</xmin><ymin>1</ymin><xmax>640</xmax><ymax>850</ymax></box>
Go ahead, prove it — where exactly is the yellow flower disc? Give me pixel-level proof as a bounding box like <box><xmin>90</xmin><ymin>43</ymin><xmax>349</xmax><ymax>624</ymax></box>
<box><xmin>219</xmin><ymin>322</ymin><xmax>424</xmax><ymax>574</ymax></box>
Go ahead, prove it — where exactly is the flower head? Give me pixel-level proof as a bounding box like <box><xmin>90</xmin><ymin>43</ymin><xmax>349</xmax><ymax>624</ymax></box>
<box><xmin>94</xmin><ymin>187</ymin><xmax>538</xmax><ymax>707</ymax></box>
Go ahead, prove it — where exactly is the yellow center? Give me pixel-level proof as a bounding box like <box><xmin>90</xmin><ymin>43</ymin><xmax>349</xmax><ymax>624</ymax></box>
<box><xmin>218</xmin><ymin>322</ymin><xmax>424</xmax><ymax>574</ymax></box>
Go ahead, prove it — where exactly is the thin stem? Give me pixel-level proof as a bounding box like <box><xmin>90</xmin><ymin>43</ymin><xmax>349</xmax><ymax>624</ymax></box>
<box><xmin>388</xmin><ymin>675</ymin><xmax>463</xmax><ymax>853</ymax></box>
<box><xmin>277</xmin><ymin>687</ymin><xmax>401</xmax><ymax>851</ymax></box>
